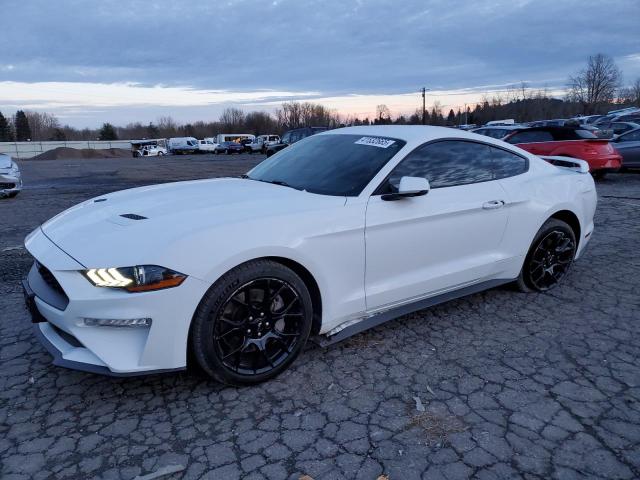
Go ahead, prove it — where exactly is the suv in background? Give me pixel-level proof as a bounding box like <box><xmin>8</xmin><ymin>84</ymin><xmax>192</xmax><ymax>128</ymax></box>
<box><xmin>471</xmin><ymin>125</ymin><xmax>523</xmax><ymax>140</ymax></box>
<box><xmin>591</xmin><ymin>121</ymin><xmax>640</xmax><ymax>138</ymax></box>
<box><xmin>504</xmin><ymin>126</ymin><xmax>622</xmax><ymax>178</ymax></box>
<box><xmin>265</xmin><ymin>127</ymin><xmax>328</xmax><ymax>157</ymax></box>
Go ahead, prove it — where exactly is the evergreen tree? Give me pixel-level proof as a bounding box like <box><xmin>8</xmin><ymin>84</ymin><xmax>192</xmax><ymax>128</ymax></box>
<box><xmin>446</xmin><ymin>109</ymin><xmax>456</xmax><ymax>125</ymax></box>
<box><xmin>98</xmin><ymin>123</ymin><xmax>118</xmax><ymax>140</ymax></box>
<box><xmin>15</xmin><ymin>110</ymin><xmax>31</xmax><ymax>141</ymax></box>
<box><xmin>0</xmin><ymin>111</ymin><xmax>13</xmax><ymax>141</ymax></box>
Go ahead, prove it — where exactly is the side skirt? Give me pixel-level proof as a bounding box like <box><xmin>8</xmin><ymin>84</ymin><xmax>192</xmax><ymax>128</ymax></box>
<box><xmin>311</xmin><ymin>278</ymin><xmax>512</xmax><ymax>347</ymax></box>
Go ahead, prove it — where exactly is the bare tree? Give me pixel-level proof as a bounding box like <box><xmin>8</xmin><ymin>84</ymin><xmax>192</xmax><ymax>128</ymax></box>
<box><xmin>375</xmin><ymin>104</ymin><xmax>391</xmax><ymax>122</ymax></box>
<box><xmin>275</xmin><ymin>102</ymin><xmax>340</xmax><ymax>129</ymax></box>
<box><xmin>24</xmin><ymin>111</ymin><xmax>61</xmax><ymax>140</ymax></box>
<box><xmin>567</xmin><ymin>54</ymin><xmax>622</xmax><ymax>114</ymax></box>
<box><xmin>244</xmin><ymin>111</ymin><xmax>277</xmax><ymax>134</ymax></box>
<box><xmin>157</xmin><ymin>116</ymin><xmax>179</xmax><ymax>137</ymax></box>
<box><xmin>618</xmin><ymin>78</ymin><xmax>640</xmax><ymax>107</ymax></box>
<box><xmin>219</xmin><ymin>108</ymin><xmax>246</xmax><ymax>131</ymax></box>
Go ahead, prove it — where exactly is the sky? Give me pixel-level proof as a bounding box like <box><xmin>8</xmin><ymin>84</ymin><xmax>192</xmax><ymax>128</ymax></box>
<box><xmin>1</xmin><ymin>0</ymin><xmax>639</xmax><ymax>128</ymax></box>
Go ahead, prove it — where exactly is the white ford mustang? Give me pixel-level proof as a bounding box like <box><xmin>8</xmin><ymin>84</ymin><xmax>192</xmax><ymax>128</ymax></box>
<box><xmin>23</xmin><ymin>126</ymin><xmax>597</xmax><ymax>384</ymax></box>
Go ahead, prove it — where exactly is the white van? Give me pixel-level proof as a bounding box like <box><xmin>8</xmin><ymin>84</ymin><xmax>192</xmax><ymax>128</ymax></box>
<box><xmin>168</xmin><ymin>137</ymin><xmax>199</xmax><ymax>154</ymax></box>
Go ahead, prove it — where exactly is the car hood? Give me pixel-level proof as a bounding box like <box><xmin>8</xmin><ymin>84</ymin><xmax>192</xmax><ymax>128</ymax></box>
<box><xmin>41</xmin><ymin>178</ymin><xmax>346</xmax><ymax>270</ymax></box>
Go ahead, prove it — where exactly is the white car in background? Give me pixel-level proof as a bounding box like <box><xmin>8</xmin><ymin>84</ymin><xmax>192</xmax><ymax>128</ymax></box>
<box><xmin>22</xmin><ymin>126</ymin><xmax>596</xmax><ymax>384</ymax></box>
<box><xmin>137</xmin><ymin>145</ymin><xmax>167</xmax><ymax>157</ymax></box>
<box><xmin>0</xmin><ymin>154</ymin><xmax>22</xmax><ymax>198</ymax></box>
<box><xmin>198</xmin><ymin>138</ymin><xmax>219</xmax><ymax>153</ymax></box>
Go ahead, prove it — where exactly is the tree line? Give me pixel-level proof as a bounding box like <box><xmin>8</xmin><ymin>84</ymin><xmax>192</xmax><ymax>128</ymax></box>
<box><xmin>1</xmin><ymin>54</ymin><xmax>638</xmax><ymax>143</ymax></box>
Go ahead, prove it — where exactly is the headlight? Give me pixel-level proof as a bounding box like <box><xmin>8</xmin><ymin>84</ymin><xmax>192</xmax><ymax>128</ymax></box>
<box><xmin>82</xmin><ymin>265</ymin><xmax>186</xmax><ymax>292</ymax></box>
<box><xmin>10</xmin><ymin>162</ymin><xmax>20</xmax><ymax>175</ymax></box>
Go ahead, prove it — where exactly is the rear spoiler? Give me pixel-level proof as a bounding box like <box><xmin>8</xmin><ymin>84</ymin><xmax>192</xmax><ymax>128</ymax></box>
<box><xmin>540</xmin><ymin>156</ymin><xmax>590</xmax><ymax>173</ymax></box>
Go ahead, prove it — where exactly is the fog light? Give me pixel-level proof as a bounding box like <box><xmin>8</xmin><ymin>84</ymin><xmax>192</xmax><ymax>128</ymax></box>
<box><xmin>83</xmin><ymin>317</ymin><xmax>152</xmax><ymax>328</ymax></box>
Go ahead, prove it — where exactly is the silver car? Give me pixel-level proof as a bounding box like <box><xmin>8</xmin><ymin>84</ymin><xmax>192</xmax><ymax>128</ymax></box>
<box><xmin>0</xmin><ymin>153</ymin><xmax>22</xmax><ymax>198</ymax></box>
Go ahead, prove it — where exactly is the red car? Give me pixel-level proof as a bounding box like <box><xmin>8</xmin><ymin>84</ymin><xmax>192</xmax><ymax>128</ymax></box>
<box><xmin>504</xmin><ymin>127</ymin><xmax>622</xmax><ymax>178</ymax></box>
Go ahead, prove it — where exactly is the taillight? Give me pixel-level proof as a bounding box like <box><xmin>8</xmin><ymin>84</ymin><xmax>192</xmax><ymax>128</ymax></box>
<box><xmin>583</xmin><ymin>146</ymin><xmax>598</xmax><ymax>155</ymax></box>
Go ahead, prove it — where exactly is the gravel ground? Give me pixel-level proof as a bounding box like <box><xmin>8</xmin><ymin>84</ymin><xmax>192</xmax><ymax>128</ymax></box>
<box><xmin>1</xmin><ymin>155</ymin><xmax>639</xmax><ymax>480</ymax></box>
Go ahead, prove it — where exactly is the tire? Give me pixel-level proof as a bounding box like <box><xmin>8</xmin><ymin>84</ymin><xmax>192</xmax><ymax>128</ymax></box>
<box><xmin>157</xmin><ymin>152</ymin><xmax>163</xmax><ymax>156</ymax></box>
<box><xmin>225</xmin><ymin>149</ymin><xmax>230</xmax><ymax>155</ymax></box>
<box><xmin>516</xmin><ymin>218</ymin><xmax>576</xmax><ymax>292</ymax></box>
<box><xmin>190</xmin><ymin>260</ymin><xmax>313</xmax><ymax>385</ymax></box>
<box><xmin>592</xmin><ymin>170</ymin><xmax>607</xmax><ymax>180</ymax></box>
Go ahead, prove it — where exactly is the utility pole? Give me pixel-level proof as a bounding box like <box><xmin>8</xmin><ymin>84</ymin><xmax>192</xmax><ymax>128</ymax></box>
<box><xmin>421</xmin><ymin>87</ymin><xmax>427</xmax><ymax>125</ymax></box>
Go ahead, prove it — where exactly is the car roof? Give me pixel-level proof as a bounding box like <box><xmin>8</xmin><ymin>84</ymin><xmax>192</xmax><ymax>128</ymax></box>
<box><xmin>509</xmin><ymin>126</ymin><xmax>587</xmax><ymax>133</ymax></box>
<box><xmin>474</xmin><ymin>125</ymin><xmax>523</xmax><ymax>130</ymax></box>
<box><xmin>321</xmin><ymin>125</ymin><xmax>497</xmax><ymax>144</ymax></box>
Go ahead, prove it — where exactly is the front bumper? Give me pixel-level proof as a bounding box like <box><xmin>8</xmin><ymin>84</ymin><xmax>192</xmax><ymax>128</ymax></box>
<box><xmin>0</xmin><ymin>172</ymin><xmax>22</xmax><ymax>196</ymax></box>
<box><xmin>23</xmin><ymin>228</ymin><xmax>210</xmax><ymax>376</ymax></box>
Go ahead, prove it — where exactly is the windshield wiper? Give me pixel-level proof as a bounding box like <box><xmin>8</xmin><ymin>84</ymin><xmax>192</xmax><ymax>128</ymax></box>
<box><xmin>269</xmin><ymin>180</ymin><xmax>291</xmax><ymax>187</ymax></box>
<box><xmin>240</xmin><ymin>176</ymin><xmax>300</xmax><ymax>190</ymax></box>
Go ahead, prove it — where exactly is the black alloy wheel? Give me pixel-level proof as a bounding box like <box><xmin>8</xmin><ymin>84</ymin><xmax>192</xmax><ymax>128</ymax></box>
<box><xmin>213</xmin><ymin>278</ymin><xmax>304</xmax><ymax>375</ymax></box>
<box><xmin>191</xmin><ymin>260</ymin><xmax>313</xmax><ymax>385</ymax></box>
<box><xmin>518</xmin><ymin>219</ymin><xmax>576</xmax><ymax>292</ymax></box>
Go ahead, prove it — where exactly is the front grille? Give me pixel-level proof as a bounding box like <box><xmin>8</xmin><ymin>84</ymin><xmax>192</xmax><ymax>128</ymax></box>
<box><xmin>0</xmin><ymin>182</ymin><xmax>15</xmax><ymax>189</ymax></box>
<box><xmin>36</xmin><ymin>261</ymin><xmax>65</xmax><ymax>296</ymax></box>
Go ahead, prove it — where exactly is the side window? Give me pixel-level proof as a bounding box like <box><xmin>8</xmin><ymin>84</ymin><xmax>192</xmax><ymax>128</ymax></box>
<box><xmin>289</xmin><ymin>132</ymin><xmax>300</xmax><ymax>143</ymax></box>
<box><xmin>612</xmin><ymin>123</ymin><xmax>631</xmax><ymax>134</ymax></box>
<box><xmin>491</xmin><ymin>147</ymin><xmax>527</xmax><ymax>179</ymax></box>
<box><xmin>619</xmin><ymin>130</ymin><xmax>640</xmax><ymax>142</ymax></box>
<box><xmin>507</xmin><ymin>131</ymin><xmax>554</xmax><ymax>144</ymax></box>
<box><xmin>386</xmin><ymin>140</ymin><xmax>494</xmax><ymax>191</ymax></box>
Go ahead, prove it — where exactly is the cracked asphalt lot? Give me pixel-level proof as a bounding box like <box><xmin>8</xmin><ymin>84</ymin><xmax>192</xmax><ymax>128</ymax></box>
<box><xmin>1</xmin><ymin>155</ymin><xmax>640</xmax><ymax>480</ymax></box>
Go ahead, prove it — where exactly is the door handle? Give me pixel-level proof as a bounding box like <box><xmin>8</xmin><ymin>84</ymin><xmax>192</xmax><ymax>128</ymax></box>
<box><xmin>482</xmin><ymin>200</ymin><xmax>505</xmax><ymax>210</ymax></box>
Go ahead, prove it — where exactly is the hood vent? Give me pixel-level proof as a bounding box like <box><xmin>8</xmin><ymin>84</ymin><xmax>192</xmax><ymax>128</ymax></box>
<box><xmin>120</xmin><ymin>213</ymin><xmax>148</xmax><ymax>221</ymax></box>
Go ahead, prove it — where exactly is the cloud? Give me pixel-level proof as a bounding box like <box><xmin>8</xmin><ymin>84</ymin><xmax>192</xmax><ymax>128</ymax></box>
<box><xmin>0</xmin><ymin>81</ymin><xmax>319</xmax><ymax>109</ymax></box>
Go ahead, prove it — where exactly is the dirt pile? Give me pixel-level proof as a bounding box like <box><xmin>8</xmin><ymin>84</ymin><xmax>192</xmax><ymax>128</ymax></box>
<box><xmin>32</xmin><ymin>147</ymin><xmax>131</xmax><ymax>160</ymax></box>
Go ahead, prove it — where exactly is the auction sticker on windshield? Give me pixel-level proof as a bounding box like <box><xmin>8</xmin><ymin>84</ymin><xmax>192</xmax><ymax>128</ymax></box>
<box><xmin>354</xmin><ymin>137</ymin><xmax>396</xmax><ymax>148</ymax></box>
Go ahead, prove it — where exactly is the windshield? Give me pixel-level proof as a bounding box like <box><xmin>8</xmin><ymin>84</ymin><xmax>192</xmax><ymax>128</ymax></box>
<box><xmin>248</xmin><ymin>134</ymin><xmax>406</xmax><ymax>196</ymax></box>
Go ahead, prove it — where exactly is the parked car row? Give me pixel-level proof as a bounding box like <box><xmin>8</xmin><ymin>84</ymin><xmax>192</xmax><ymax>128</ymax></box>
<box><xmin>472</xmin><ymin>121</ymin><xmax>640</xmax><ymax>177</ymax></box>
<box><xmin>132</xmin><ymin>128</ymin><xmax>329</xmax><ymax>158</ymax></box>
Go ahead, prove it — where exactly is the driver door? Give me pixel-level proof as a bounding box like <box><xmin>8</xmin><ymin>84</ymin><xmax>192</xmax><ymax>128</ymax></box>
<box><xmin>365</xmin><ymin>140</ymin><xmax>509</xmax><ymax>311</ymax></box>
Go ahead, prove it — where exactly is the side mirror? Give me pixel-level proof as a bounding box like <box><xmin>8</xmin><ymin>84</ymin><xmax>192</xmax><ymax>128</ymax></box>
<box><xmin>382</xmin><ymin>176</ymin><xmax>430</xmax><ymax>201</ymax></box>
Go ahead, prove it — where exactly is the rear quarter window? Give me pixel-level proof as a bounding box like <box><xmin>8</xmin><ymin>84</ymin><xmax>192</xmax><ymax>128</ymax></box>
<box><xmin>491</xmin><ymin>147</ymin><xmax>528</xmax><ymax>179</ymax></box>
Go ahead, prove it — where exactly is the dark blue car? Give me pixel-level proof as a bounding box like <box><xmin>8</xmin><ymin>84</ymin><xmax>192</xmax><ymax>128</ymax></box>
<box><xmin>215</xmin><ymin>141</ymin><xmax>244</xmax><ymax>155</ymax></box>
